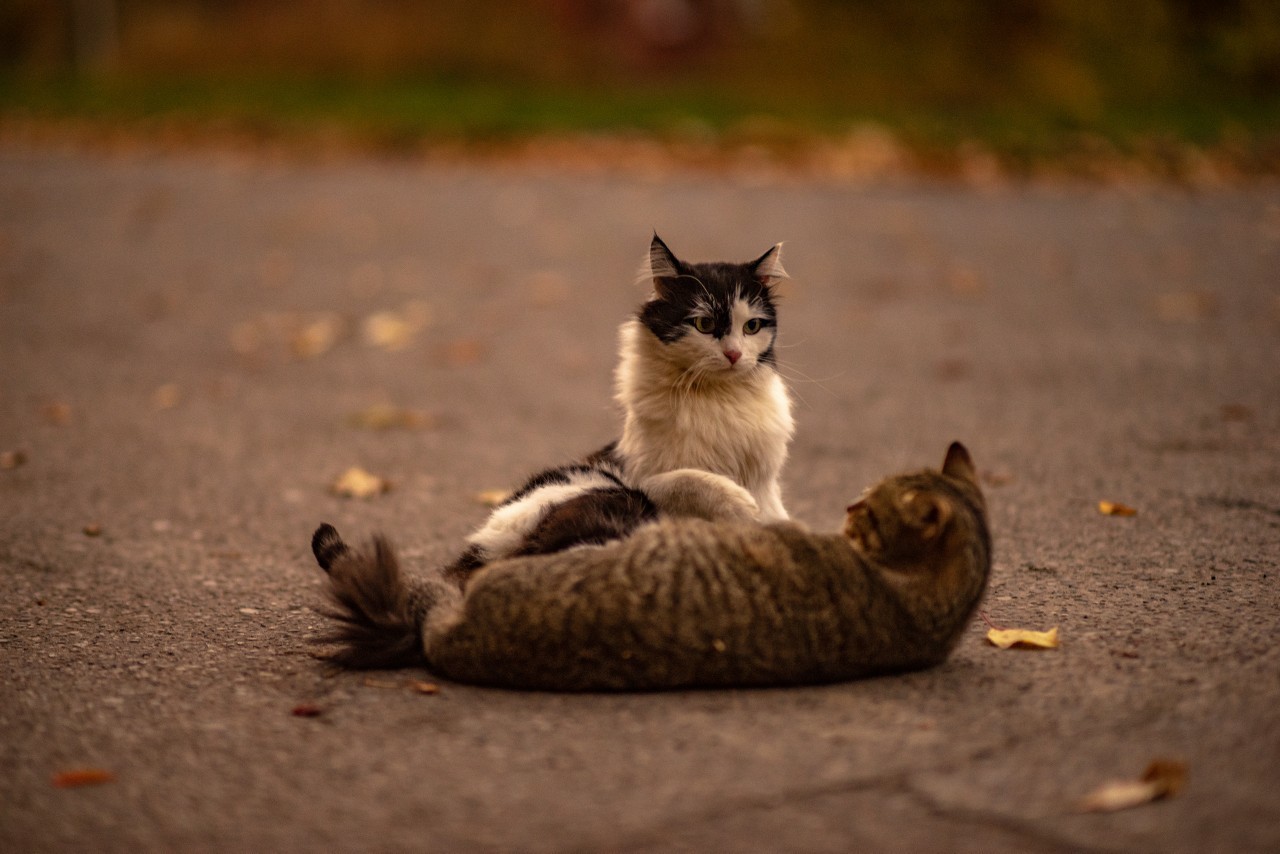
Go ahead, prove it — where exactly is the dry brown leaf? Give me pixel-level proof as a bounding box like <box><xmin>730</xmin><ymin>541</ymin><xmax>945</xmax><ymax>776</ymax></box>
<box><xmin>1155</xmin><ymin>291</ymin><xmax>1216</xmax><ymax>323</ymax></box>
<box><xmin>362</xmin><ymin>677</ymin><xmax>402</xmax><ymax>690</ymax></box>
<box><xmin>291</xmin><ymin>314</ymin><xmax>344</xmax><ymax>358</ymax></box>
<box><xmin>362</xmin><ymin>311</ymin><xmax>415</xmax><ymax>351</ymax></box>
<box><xmin>945</xmin><ymin>263</ymin><xmax>986</xmax><ymax>298</ymax></box>
<box><xmin>986</xmin><ymin>626</ymin><xmax>1060</xmax><ymax>650</ymax></box>
<box><xmin>0</xmin><ymin>450</ymin><xmax>27</xmax><ymax>470</ymax></box>
<box><xmin>41</xmin><ymin>402</ymin><xmax>72</xmax><ymax>426</ymax></box>
<box><xmin>442</xmin><ymin>338</ymin><xmax>487</xmax><ymax>366</ymax></box>
<box><xmin>347</xmin><ymin>404</ymin><xmax>436</xmax><ymax>431</ymax></box>
<box><xmin>1078</xmin><ymin>759</ymin><xmax>1188</xmax><ymax>813</ymax></box>
<box><xmin>52</xmin><ymin>768</ymin><xmax>115</xmax><ymax>788</ymax></box>
<box><xmin>362</xmin><ymin>301</ymin><xmax>432</xmax><ymax>352</ymax></box>
<box><xmin>1098</xmin><ymin>500</ymin><xmax>1138</xmax><ymax>517</ymax></box>
<box><xmin>1220</xmin><ymin>404</ymin><xmax>1254</xmax><ymax>422</ymax></box>
<box><xmin>981</xmin><ymin>470</ymin><xmax>1014</xmax><ymax>487</ymax></box>
<box><xmin>151</xmin><ymin>383</ymin><xmax>181</xmax><ymax>411</ymax></box>
<box><xmin>474</xmin><ymin>489</ymin><xmax>511</xmax><ymax>507</ymax></box>
<box><xmin>330</xmin><ymin>467</ymin><xmax>390</xmax><ymax>499</ymax></box>
<box><xmin>935</xmin><ymin>358</ymin><xmax>970</xmax><ymax>381</ymax></box>
<box><xmin>528</xmin><ymin>271</ymin><xmax>571</xmax><ymax>307</ymax></box>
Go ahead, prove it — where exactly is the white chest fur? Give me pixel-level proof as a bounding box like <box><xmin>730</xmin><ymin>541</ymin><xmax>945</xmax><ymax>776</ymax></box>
<box><xmin>613</xmin><ymin>320</ymin><xmax>794</xmax><ymax>520</ymax></box>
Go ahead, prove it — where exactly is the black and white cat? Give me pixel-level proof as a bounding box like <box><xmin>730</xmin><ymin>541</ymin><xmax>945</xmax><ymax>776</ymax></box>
<box><xmin>440</xmin><ymin>234</ymin><xmax>794</xmax><ymax>585</ymax></box>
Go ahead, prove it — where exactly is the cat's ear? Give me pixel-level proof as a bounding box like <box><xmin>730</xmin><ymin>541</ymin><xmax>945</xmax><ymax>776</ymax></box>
<box><xmin>941</xmin><ymin>442</ymin><xmax>977</xmax><ymax>484</ymax></box>
<box><xmin>645</xmin><ymin>232</ymin><xmax>683</xmax><ymax>298</ymax></box>
<box><xmin>905</xmin><ymin>490</ymin><xmax>952</xmax><ymax>541</ymax></box>
<box><xmin>749</xmin><ymin>243</ymin><xmax>788</xmax><ymax>287</ymax></box>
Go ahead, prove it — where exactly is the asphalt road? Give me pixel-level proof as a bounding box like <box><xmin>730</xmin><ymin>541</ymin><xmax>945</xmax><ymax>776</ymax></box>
<box><xmin>2</xmin><ymin>143</ymin><xmax>1278</xmax><ymax>852</ymax></box>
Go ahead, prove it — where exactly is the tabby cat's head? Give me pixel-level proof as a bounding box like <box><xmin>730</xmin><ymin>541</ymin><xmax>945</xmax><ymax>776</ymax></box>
<box><xmin>637</xmin><ymin>233</ymin><xmax>786</xmax><ymax>378</ymax></box>
<box><xmin>843</xmin><ymin>442</ymin><xmax>986</xmax><ymax>564</ymax></box>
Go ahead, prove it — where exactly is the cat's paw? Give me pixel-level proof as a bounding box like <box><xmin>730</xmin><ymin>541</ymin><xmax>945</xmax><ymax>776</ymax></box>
<box><xmin>641</xmin><ymin>469</ymin><xmax>761</xmax><ymax>523</ymax></box>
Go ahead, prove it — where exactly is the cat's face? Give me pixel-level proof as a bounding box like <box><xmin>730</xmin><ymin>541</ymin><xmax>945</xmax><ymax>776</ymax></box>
<box><xmin>637</xmin><ymin>234</ymin><xmax>786</xmax><ymax>380</ymax></box>
<box><xmin>843</xmin><ymin>443</ymin><xmax>984</xmax><ymax>563</ymax></box>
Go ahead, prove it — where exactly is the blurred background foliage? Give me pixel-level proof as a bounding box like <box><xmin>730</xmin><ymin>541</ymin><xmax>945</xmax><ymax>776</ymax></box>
<box><xmin>2</xmin><ymin>0</ymin><xmax>1278</xmax><ymax>176</ymax></box>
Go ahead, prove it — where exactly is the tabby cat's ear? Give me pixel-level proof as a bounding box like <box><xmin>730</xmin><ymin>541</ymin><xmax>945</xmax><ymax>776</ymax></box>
<box><xmin>906</xmin><ymin>491</ymin><xmax>951</xmax><ymax>542</ymax></box>
<box><xmin>750</xmin><ymin>243</ymin><xmax>788</xmax><ymax>287</ymax></box>
<box><xmin>942</xmin><ymin>442</ymin><xmax>976</xmax><ymax>484</ymax></box>
<box><xmin>647</xmin><ymin>233</ymin><xmax>683</xmax><ymax>298</ymax></box>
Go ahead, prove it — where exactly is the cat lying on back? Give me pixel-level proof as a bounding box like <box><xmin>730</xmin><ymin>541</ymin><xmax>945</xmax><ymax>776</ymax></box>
<box><xmin>441</xmin><ymin>234</ymin><xmax>794</xmax><ymax>585</ymax></box>
<box><xmin>311</xmin><ymin>442</ymin><xmax>990</xmax><ymax>690</ymax></box>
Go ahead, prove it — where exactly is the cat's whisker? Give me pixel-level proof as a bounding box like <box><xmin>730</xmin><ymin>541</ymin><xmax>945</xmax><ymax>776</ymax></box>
<box><xmin>774</xmin><ymin>359</ymin><xmax>850</xmax><ymax>409</ymax></box>
<box><xmin>776</xmin><ymin>365</ymin><xmax>843</xmax><ymax>386</ymax></box>
<box><xmin>670</xmin><ymin>360</ymin><xmax>705</xmax><ymax>402</ymax></box>
<box><xmin>779</xmin><ymin>380</ymin><xmax>811</xmax><ymax>410</ymax></box>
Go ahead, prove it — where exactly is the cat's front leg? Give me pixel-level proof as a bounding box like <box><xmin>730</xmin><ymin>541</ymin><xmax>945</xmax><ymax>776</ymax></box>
<box><xmin>755</xmin><ymin>480</ymin><xmax>789</xmax><ymax>522</ymax></box>
<box><xmin>640</xmin><ymin>469</ymin><xmax>761</xmax><ymax>523</ymax></box>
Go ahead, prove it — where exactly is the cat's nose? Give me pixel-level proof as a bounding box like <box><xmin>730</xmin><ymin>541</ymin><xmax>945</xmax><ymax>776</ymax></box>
<box><xmin>724</xmin><ymin>349</ymin><xmax>742</xmax><ymax>365</ymax></box>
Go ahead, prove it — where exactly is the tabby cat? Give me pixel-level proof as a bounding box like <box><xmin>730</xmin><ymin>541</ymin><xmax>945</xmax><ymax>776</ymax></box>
<box><xmin>443</xmin><ymin>233</ymin><xmax>793</xmax><ymax>584</ymax></box>
<box><xmin>311</xmin><ymin>442</ymin><xmax>990</xmax><ymax>690</ymax></box>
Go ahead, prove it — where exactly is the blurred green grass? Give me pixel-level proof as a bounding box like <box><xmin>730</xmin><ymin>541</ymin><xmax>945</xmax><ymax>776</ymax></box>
<box><xmin>2</xmin><ymin>1</ymin><xmax>1278</xmax><ymax>177</ymax></box>
<box><xmin>4</xmin><ymin>73</ymin><xmax>1275</xmax><ymax>174</ymax></box>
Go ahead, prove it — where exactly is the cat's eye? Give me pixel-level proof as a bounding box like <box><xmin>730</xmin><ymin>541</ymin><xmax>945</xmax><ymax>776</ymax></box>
<box><xmin>743</xmin><ymin>318</ymin><xmax>763</xmax><ymax>335</ymax></box>
<box><xmin>691</xmin><ymin>316</ymin><xmax>714</xmax><ymax>334</ymax></box>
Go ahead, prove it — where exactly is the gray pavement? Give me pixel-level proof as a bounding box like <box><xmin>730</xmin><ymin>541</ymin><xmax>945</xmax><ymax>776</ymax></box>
<box><xmin>1</xmin><ymin>144</ymin><xmax>1278</xmax><ymax>852</ymax></box>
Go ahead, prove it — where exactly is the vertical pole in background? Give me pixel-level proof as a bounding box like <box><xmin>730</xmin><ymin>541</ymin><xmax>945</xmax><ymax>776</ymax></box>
<box><xmin>70</xmin><ymin>0</ymin><xmax>120</xmax><ymax>72</ymax></box>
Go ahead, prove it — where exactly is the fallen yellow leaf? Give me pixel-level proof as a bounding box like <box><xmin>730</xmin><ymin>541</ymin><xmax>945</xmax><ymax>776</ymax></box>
<box><xmin>362</xmin><ymin>311</ymin><xmax>415</xmax><ymax>351</ymax></box>
<box><xmin>330</xmin><ymin>467</ymin><xmax>390</xmax><ymax>499</ymax></box>
<box><xmin>474</xmin><ymin>489</ymin><xmax>511</xmax><ymax>507</ymax></box>
<box><xmin>362</xmin><ymin>301</ymin><xmax>432</xmax><ymax>352</ymax></box>
<box><xmin>0</xmin><ymin>450</ymin><xmax>27</xmax><ymax>470</ymax></box>
<box><xmin>362</xmin><ymin>677</ymin><xmax>402</xmax><ymax>690</ymax></box>
<box><xmin>41</xmin><ymin>402</ymin><xmax>72</xmax><ymax>426</ymax></box>
<box><xmin>291</xmin><ymin>314</ymin><xmax>345</xmax><ymax>358</ymax></box>
<box><xmin>442</xmin><ymin>338</ymin><xmax>487</xmax><ymax>367</ymax></box>
<box><xmin>1098</xmin><ymin>501</ymin><xmax>1138</xmax><ymax>517</ymax></box>
<box><xmin>1078</xmin><ymin>759</ymin><xmax>1188</xmax><ymax>813</ymax></box>
<box><xmin>986</xmin><ymin>626</ymin><xmax>1059</xmax><ymax>650</ymax></box>
<box><xmin>347</xmin><ymin>404</ymin><xmax>436</xmax><ymax>431</ymax></box>
<box><xmin>151</xmin><ymin>383</ymin><xmax>181</xmax><ymax>411</ymax></box>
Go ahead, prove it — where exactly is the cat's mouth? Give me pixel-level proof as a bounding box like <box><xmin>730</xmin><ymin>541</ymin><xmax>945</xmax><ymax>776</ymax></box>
<box><xmin>717</xmin><ymin>354</ymin><xmax>754</xmax><ymax>373</ymax></box>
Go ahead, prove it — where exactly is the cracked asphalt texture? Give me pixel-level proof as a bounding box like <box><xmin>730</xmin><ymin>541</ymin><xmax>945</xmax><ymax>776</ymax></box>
<box><xmin>2</xmin><ymin>144</ymin><xmax>1278</xmax><ymax>852</ymax></box>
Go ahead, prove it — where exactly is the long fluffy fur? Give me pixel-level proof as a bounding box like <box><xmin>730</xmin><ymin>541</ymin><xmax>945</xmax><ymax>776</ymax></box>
<box><xmin>309</xmin><ymin>445</ymin><xmax>989</xmax><ymax>689</ymax></box>
<box><xmin>613</xmin><ymin>318</ymin><xmax>794</xmax><ymax>520</ymax></box>
<box><xmin>312</xmin><ymin>525</ymin><xmax>458</xmax><ymax>669</ymax></box>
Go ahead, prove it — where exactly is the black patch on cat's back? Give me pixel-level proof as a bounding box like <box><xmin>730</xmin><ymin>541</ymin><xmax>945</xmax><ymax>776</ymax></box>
<box><xmin>443</xmin><ymin>543</ymin><xmax>486</xmax><ymax>586</ymax></box>
<box><xmin>504</xmin><ymin>463</ymin><xmax>624</xmax><ymax>505</ymax></box>
<box><xmin>513</xmin><ymin>487</ymin><xmax>658</xmax><ymax>558</ymax></box>
<box><xmin>584</xmin><ymin>441</ymin><xmax>623</xmax><ymax>471</ymax></box>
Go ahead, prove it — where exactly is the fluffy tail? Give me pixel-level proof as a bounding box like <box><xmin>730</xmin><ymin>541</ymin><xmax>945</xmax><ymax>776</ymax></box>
<box><xmin>311</xmin><ymin>523</ymin><xmax>350</xmax><ymax>572</ymax></box>
<box><xmin>310</xmin><ymin>523</ymin><xmax>456</xmax><ymax>670</ymax></box>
